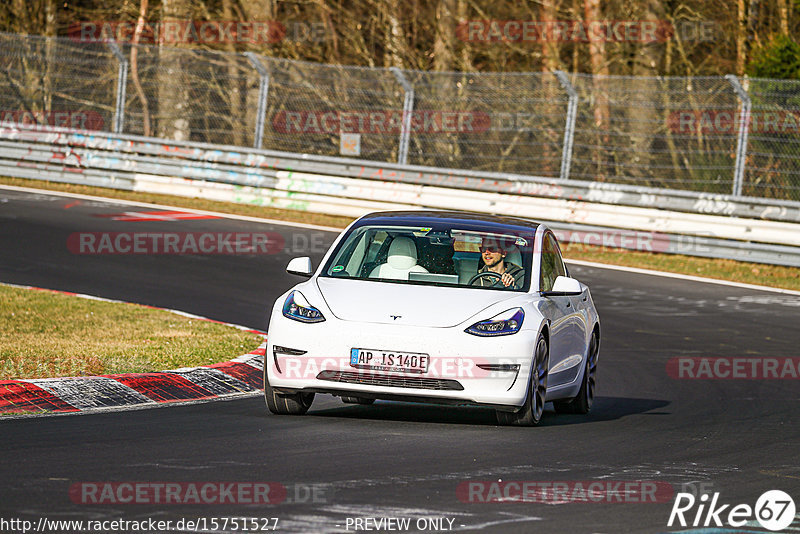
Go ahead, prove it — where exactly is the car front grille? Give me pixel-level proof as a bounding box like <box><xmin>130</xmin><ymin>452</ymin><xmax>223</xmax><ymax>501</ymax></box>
<box><xmin>316</xmin><ymin>371</ymin><xmax>464</xmax><ymax>391</ymax></box>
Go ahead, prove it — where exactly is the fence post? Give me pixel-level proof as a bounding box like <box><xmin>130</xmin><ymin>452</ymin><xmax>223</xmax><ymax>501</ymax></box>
<box><xmin>244</xmin><ymin>52</ymin><xmax>270</xmax><ymax>150</ymax></box>
<box><xmin>725</xmin><ymin>74</ymin><xmax>751</xmax><ymax>197</ymax></box>
<box><xmin>107</xmin><ymin>42</ymin><xmax>127</xmax><ymax>134</ymax></box>
<box><xmin>554</xmin><ymin>70</ymin><xmax>577</xmax><ymax>181</ymax></box>
<box><xmin>390</xmin><ymin>67</ymin><xmax>414</xmax><ymax>165</ymax></box>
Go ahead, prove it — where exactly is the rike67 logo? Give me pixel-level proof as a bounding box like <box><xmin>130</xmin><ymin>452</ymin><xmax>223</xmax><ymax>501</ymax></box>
<box><xmin>668</xmin><ymin>490</ymin><xmax>796</xmax><ymax>531</ymax></box>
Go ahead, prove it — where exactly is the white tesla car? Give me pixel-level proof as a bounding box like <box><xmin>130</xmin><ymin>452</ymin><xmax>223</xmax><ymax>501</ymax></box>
<box><xmin>265</xmin><ymin>211</ymin><xmax>600</xmax><ymax>425</ymax></box>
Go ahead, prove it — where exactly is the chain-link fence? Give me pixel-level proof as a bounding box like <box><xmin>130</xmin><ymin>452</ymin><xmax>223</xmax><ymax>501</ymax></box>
<box><xmin>569</xmin><ymin>74</ymin><xmax>743</xmax><ymax>194</ymax></box>
<box><xmin>745</xmin><ymin>78</ymin><xmax>800</xmax><ymax>201</ymax></box>
<box><xmin>1</xmin><ymin>31</ymin><xmax>799</xmax><ymax>201</ymax></box>
<box><xmin>117</xmin><ymin>42</ymin><xmax>262</xmax><ymax>147</ymax></box>
<box><xmin>258</xmin><ymin>56</ymin><xmax>405</xmax><ymax>162</ymax></box>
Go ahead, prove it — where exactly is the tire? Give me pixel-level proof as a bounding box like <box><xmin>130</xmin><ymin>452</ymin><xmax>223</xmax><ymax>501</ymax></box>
<box><xmin>554</xmin><ymin>330</ymin><xmax>598</xmax><ymax>415</ymax></box>
<box><xmin>496</xmin><ymin>334</ymin><xmax>549</xmax><ymax>426</ymax></box>
<box><xmin>264</xmin><ymin>365</ymin><xmax>315</xmax><ymax>415</ymax></box>
<box><xmin>341</xmin><ymin>396</ymin><xmax>375</xmax><ymax>405</ymax></box>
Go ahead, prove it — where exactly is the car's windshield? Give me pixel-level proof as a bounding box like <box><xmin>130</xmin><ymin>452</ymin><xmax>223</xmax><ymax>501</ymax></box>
<box><xmin>321</xmin><ymin>224</ymin><xmax>533</xmax><ymax>291</ymax></box>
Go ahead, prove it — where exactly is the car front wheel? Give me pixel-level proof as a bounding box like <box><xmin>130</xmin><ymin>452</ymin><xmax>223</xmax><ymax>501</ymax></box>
<box><xmin>264</xmin><ymin>367</ymin><xmax>315</xmax><ymax>415</ymax></box>
<box><xmin>496</xmin><ymin>334</ymin><xmax>549</xmax><ymax>426</ymax></box>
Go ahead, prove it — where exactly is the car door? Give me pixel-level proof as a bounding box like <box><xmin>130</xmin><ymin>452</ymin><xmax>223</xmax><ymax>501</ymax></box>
<box><xmin>540</xmin><ymin>232</ymin><xmax>587</xmax><ymax>387</ymax></box>
<box><xmin>568</xmin><ymin>280</ymin><xmax>592</xmax><ymax>344</ymax></box>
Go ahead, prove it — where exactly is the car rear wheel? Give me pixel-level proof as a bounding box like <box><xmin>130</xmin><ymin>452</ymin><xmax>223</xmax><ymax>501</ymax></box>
<box><xmin>554</xmin><ymin>330</ymin><xmax>598</xmax><ymax>415</ymax></box>
<box><xmin>496</xmin><ymin>334</ymin><xmax>549</xmax><ymax>426</ymax></box>
<box><xmin>341</xmin><ymin>396</ymin><xmax>375</xmax><ymax>405</ymax></box>
<box><xmin>264</xmin><ymin>367</ymin><xmax>315</xmax><ymax>415</ymax></box>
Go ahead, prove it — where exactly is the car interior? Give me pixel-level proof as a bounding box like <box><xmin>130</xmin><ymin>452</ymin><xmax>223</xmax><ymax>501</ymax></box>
<box><xmin>325</xmin><ymin>226</ymin><xmax>529</xmax><ymax>290</ymax></box>
<box><xmin>367</xmin><ymin>236</ymin><xmax>429</xmax><ymax>280</ymax></box>
<box><xmin>363</xmin><ymin>233</ymin><xmax>523</xmax><ymax>284</ymax></box>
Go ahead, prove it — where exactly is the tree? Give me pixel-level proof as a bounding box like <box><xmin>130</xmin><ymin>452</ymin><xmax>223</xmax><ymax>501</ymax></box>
<box><xmin>747</xmin><ymin>33</ymin><xmax>800</xmax><ymax>78</ymax></box>
<box><xmin>432</xmin><ymin>0</ymin><xmax>455</xmax><ymax>71</ymax></box>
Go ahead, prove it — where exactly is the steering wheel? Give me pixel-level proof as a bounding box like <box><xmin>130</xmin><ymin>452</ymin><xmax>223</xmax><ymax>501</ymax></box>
<box><xmin>468</xmin><ymin>271</ymin><xmax>504</xmax><ymax>286</ymax></box>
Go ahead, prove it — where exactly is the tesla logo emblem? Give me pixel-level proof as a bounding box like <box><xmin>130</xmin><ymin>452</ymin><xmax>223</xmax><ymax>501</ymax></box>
<box><xmin>390</xmin><ymin>315</ymin><xmax>402</xmax><ymax>320</ymax></box>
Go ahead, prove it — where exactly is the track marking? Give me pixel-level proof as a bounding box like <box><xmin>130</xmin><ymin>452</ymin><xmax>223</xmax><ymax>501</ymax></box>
<box><xmin>0</xmin><ymin>282</ymin><xmax>267</xmax><ymax>418</ymax></box>
<box><xmin>0</xmin><ymin>183</ymin><xmax>343</xmax><ymax>232</ymax></box>
<box><xmin>26</xmin><ymin>377</ymin><xmax>155</xmax><ymax>409</ymax></box>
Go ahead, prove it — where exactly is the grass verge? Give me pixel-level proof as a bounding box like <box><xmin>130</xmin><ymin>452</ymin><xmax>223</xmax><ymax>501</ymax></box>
<box><xmin>1</xmin><ymin>176</ymin><xmax>799</xmax><ymax>291</ymax></box>
<box><xmin>0</xmin><ymin>284</ymin><xmax>263</xmax><ymax>380</ymax></box>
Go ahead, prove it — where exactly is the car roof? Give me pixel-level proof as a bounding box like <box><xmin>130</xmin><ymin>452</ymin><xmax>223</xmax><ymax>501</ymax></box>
<box><xmin>355</xmin><ymin>210</ymin><xmax>541</xmax><ymax>233</ymax></box>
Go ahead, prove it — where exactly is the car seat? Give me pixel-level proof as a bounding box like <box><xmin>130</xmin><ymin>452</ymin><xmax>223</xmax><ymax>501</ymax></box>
<box><xmin>369</xmin><ymin>236</ymin><xmax>429</xmax><ymax>280</ymax></box>
<box><xmin>505</xmin><ymin>245</ymin><xmax>522</xmax><ymax>268</ymax></box>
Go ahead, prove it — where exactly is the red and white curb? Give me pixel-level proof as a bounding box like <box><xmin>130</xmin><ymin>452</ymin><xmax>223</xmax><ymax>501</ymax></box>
<box><xmin>0</xmin><ymin>283</ymin><xmax>266</xmax><ymax>416</ymax></box>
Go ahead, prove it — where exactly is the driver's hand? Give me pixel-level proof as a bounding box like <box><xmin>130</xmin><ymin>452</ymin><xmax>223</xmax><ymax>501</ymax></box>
<box><xmin>501</xmin><ymin>273</ymin><xmax>513</xmax><ymax>287</ymax></box>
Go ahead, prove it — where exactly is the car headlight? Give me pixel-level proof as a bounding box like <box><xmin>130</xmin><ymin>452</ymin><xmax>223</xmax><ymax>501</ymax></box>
<box><xmin>282</xmin><ymin>290</ymin><xmax>325</xmax><ymax>323</ymax></box>
<box><xmin>465</xmin><ymin>308</ymin><xmax>524</xmax><ymax>337</ymax></box>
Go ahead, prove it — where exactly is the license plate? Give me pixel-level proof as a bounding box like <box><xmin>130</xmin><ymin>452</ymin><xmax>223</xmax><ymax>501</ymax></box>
<box><xmin>350</xmin><ymin>348</ymin><xmax>429</xmax><ymax>374</ymax></box>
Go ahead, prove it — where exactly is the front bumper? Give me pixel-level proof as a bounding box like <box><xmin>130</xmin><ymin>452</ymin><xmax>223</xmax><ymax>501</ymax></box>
<box><xmin>266</xmin><ymin>314</ymin><xmax>538</xmax><ymax>408</ymax></box>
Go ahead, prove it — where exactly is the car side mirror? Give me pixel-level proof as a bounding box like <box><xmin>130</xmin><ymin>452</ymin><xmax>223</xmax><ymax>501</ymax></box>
<box><xmin>545</xmin><ymin>275</ymin><xmax>583</xmax><ymax>296</ymax></box>
<box><xmin>286</xmin><ymin>257</ymin><xmax>313</xmax><ymax>277</ymax></box>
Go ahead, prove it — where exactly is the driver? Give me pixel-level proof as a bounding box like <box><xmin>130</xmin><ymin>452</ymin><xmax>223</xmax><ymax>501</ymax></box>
<box><xmin>475</xmin><ymin>236</ymin><xmax>524</xmax><ymax>288</ymax></box>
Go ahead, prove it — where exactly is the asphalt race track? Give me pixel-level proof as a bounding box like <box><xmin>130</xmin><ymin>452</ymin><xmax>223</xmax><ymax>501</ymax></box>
<box><xmin>1</xmin><ymin>186</ymin><xmax>799</xmax><ymax>534</ymax></box>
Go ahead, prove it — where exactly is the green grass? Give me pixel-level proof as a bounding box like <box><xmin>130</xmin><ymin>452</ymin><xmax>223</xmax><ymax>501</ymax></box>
<box><xmin>2</xmin><ymin>175</ymin><xmax>799</xmax><ymax>291</ymax></box>
<box><xmin>0</xmin><ymin>284</ymin><xmax>263</xmax><ymax>380</ymax></box>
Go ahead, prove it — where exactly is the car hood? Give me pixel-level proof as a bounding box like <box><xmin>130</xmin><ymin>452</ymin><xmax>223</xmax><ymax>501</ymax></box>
<box><xmin>315</xmin><ymin>277</ymin><xmax>520</xmax><ymax>327</ymax></box>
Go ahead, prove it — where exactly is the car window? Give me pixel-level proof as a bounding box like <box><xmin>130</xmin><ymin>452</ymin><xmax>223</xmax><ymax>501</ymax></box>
<box><xmin>364</xmin><ymin>231</ymin><xmax>388</xmax><ymax>265</ymax></box>
<box><xmin>540</xmin><ymin>232</ymin><xmax>566</xmax><ymax>292</ymax></box>
<box><xmin>322</xmin><ymin>224</ymin><xmax>534</xmax><ymax>291</ymax></box>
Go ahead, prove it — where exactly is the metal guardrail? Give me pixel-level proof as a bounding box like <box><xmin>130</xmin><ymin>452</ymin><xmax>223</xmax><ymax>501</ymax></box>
<box><xmin>4</xmin><ymin>122</ymin><xmax>800</xmax><ymax>219</ymax></box>
<box><xmin>2</xmin><ymin>122</ymin><xmax>800</xmax><ymax>268</ymax></box>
